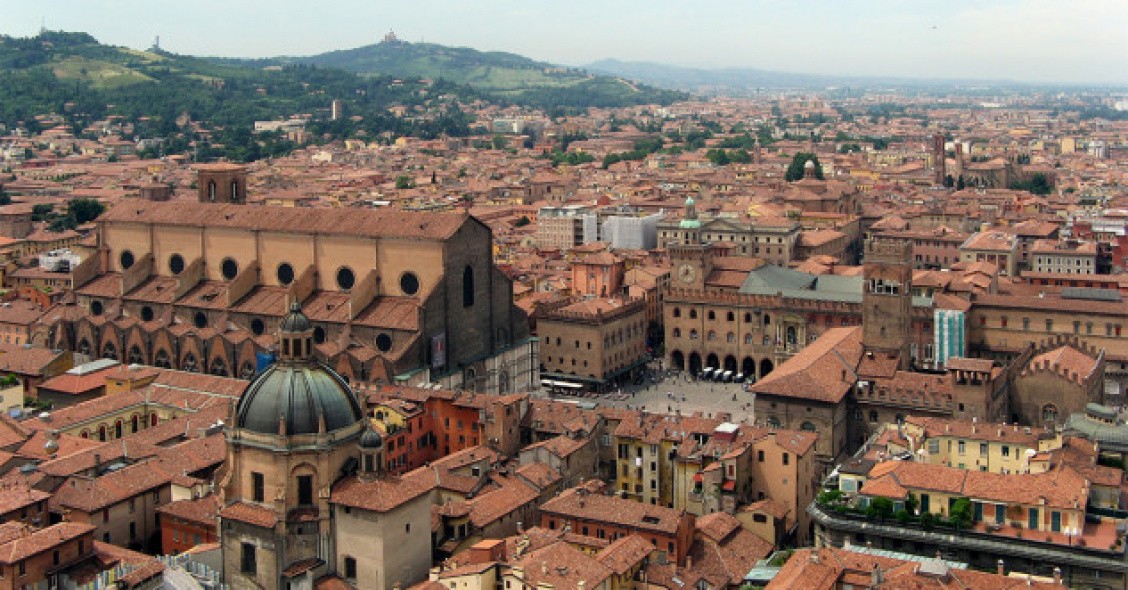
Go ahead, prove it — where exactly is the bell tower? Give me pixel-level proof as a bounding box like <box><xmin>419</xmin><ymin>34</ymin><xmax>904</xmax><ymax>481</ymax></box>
<box><xmin>196</xmin><ymin>163</ymin><xmax>248</xmax><ymax>204</ymax></box>
<box><xmin>862</xmin><ymin>238</ymin><xmax>913</xmax><ymax>370</ymax></box>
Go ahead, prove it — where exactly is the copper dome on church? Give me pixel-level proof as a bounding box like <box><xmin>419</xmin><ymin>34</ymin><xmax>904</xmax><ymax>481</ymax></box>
<box><xmin>234</xmin><ymin>302</ymin><xmax>363</xmax><ymax>436</ymax></box>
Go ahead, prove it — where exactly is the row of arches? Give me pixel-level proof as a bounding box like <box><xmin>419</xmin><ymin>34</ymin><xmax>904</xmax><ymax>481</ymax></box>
<box><xmin>668</xmin><ymin>350</ymin><xmax>774</xmax><ymax>380</ymax></box>
<box><xmin>78</xmin><ymin>337</ymin><xmax>258</xmax><ymax>379</ymax></box>
<box><xmin>78</xmin><ymin>413</ymin><xmax>160</xmax><ymax>442</ymax></box>
<box><xmin>62</xmin><ymin>316</ymin><xmax>384</xmax><ymax>385</ymax></box>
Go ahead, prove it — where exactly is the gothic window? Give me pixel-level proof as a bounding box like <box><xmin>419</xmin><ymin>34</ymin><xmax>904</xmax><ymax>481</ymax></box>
<box><xmin>127</xmin><ymin>346</ymin><xmax>143</xmax><ymax>365</ymax></box>
<box><xmin>154</xmin><ymin>349</ymin><xmax>171</xmax><ymax>369</ymax></box>
<box><xmin>462</xmin><ymin>265</ymin><xmax>475</xmax><ymax>307</ymax></box>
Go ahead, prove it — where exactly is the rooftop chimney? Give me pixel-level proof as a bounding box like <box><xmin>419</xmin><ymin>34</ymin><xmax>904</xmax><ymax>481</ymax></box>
<box><xmin>997</xmin><ymin>559</ymin><xmax>1004</xmax><ymax>576</ymax></box>
<box><xmin>1053</xmin><ymin>567</ymin><xmax>1062</xmax><ymax>585</ymax></box>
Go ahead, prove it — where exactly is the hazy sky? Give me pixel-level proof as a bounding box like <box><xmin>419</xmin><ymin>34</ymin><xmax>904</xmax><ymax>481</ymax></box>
<box><xmin>4</xmin><ymin>0</ymin><xmax>1126</xmax><ymax>85</ymax></box>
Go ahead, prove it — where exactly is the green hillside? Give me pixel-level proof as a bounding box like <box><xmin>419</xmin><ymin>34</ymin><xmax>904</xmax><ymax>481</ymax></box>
<box><xmin>0</xmin><ymin>31</ymin><xmax>478</xmax><ymax>161</ymax></box>
<box><xmin>278</xmin><ymin>39</ymin><xmax>687</xmax><ymax>108</ymax></box>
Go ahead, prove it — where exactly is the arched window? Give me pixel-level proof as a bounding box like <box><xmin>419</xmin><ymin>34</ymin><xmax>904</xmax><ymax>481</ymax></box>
<box><xmin>462</xmin><ymin>265</ymin><xmax>475</xmax><ymax>308</ymax></box>
<box><xmin>102</xmin><ymin>342</ymin><xmax>116</xmax><ymax>360</ymax></box>
<box><xmin>726</xmin><ymin>311</ymin><xmax>734</xmax><ymax>322</ymax></box>
<box><xmin>127</xmin><ymin>345</ymin><xmax>143</xmax><ymax>365</ymax></box>
<box><xmin>689</xmin><ymin>309</ymin><xmax>698</xmax><ymax>319</ymax></box>
<box><xmin>131</xmin><ymin>414</ymin><xmax>139</xmax><ymax>433</ymax></box>
<box><xmin>231</xmin><ymin>180</ymin><xmax>239</xmax><ymax>200</ymax></box>
<box><xmin>766</xmin><ymin>416</ymin><xmax>781</xmax><ymax>428</ymax></box>
<box><xmin>1042</xmin><ymin>405</ymin><xmax>1059</xmax><ymax>423</ymax></box>
<box><xmin>207</xmin><ymin>181</ymin><xmax>216</xmax><ymax>201</ymax></box>
<box><xmin>800</xmin><ymin>421</ymin><xmax>817</xmax><ymax>432</ymax></box>
<box><xmin>672</xmin><ymin>328</ymin><xmax>681</xmax><ymax>338</ymax></box>
<box><xmin>673</xmin><ymin>307</ymin><xmax>681</xmax><ymax>318</ymax></box>
<box><xmin>154</xmin><ymin>349</ymin><xmax>171</xmax><ymax>369</ymax></box>
<box><xmin>707</xmin><ymin>330</ymin><xmax>716</xmax><ymax>341</ymax></box>
<box><xmin>726</xmin><ymin>332</ymin><xmax>735</xmax><ymax>343</ymax></box>
<box><xmin>869</xmin><ymin>410</ymin><xmax>879</xmax><ymax>423</ymax></box>
<box><xmin>98</xmin><ymin>425</ymin><xmax>107</xmax><ymax>442</ymax></box>
<box><xmin>744</xmin><ymin>334</ymin><xmax>753</xmax><ymax>345</ymax></box>
<box><xmin>689</xmin><ymin>329</ymin><xmax>698</xmax><ymax>340</ymax></box>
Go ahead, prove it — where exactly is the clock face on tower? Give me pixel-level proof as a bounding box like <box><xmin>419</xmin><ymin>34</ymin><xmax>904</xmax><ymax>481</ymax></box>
<box><xmin>677</xmin><ymin>264</ymin><xmax>697</xmax><ymax>284</ymax></box>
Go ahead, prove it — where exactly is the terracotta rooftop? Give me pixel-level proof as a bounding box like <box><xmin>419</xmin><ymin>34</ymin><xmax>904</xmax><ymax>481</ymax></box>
<box><xmin>100</xmin><ymin>200</ymin><xmax>471</xmax><ymax>241</ymax></box>
<box><xmin>539</xmin><ymin>486</ymin><xmax>688</xmax><ymax>535</ymax></box>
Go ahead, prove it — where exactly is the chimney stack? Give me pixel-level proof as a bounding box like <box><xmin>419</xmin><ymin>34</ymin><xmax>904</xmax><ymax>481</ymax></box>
<box><xmin>997</xmin><ymin>559</ymin><xmax>1004</xmax><ymax>576</ymax></box>
<box><xmin>1053</xmin><ymin>567</ymin><xmax>1062</xmax><ymax>585</ymax></box>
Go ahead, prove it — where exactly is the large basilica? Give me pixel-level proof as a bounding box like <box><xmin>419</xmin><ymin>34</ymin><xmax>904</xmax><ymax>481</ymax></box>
<box><xmin>36</xmin><ymin>178</ymin><xmax>537</xmax><ymax>394</ymax></box>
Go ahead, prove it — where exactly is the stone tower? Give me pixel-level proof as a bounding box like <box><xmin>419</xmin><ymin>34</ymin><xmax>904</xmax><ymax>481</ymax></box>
<box><xmin>932</xmin><ymin>133</ymin><xmax>946</xmax><ymax>186</ymax></box>
<box><xmin>197</xmin><ymin>163</ymin><xmax>248</xmax><ymax>204</ymax></box>
<box><xmin>862</xmin><ymin>238</ymin><xmax>913</xmax><ymax>370</ymax></box>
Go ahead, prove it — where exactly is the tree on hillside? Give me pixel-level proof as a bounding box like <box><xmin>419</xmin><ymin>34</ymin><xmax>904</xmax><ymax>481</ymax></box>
<box><xmin>785</xmin><ymin>152</ymin><xmax>824</xmax><ymax>182</ymax></box>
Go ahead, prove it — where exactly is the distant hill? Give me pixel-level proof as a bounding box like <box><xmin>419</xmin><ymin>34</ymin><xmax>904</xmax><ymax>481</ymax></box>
<box><xmin>0</xmin><ymin>31</ymin><xmax>478</xmax><ymax>160</ymax></box>
<box><xmin>583</xmin><ymin>58</ymin><xmax>1031</xmax><ymax>93</ymax></box>
<box><xmin>237</xmin><ymin>39</ymin><xmax>687</xmax><ymax>109</ymax></box>
<box><xmin>584</xmin><ymin>59</ymin><xmax>842</xmax><ymax>92</ymax></box>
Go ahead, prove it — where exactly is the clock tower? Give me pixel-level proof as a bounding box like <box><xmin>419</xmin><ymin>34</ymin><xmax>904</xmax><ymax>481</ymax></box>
<box><xmin>669</xmin><ymin>196</ymin><xmax>712</xmax><ymax>291</ymax></box>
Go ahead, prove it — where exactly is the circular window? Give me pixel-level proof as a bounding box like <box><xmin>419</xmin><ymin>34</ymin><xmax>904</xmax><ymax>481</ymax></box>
<box><xmin>140</xmin><ymin>306</ymin><xmax>154</xmax><ymax>322</ymax></box>
<box><xmin>399</xmin><ymin>272</ymin><xmax>419</xmax><ymax>296</ymax></box>
<box><xmin>221</xmin><ymin>258</ymin><xmax>239</xmax><ymax>280</ymax></box>
<box><xmin>194</xmin><ymin>311</ymin><xmax>208</xmax><ymax>329</ymax></box>
<box><xmin>336</xmin><ymin>267</ymin><xmax>356</xmax><ymax>291</ymax></box>
<box><xmin>313</xmin><ymin>326</ymin><xmax>326</xmax><ymax>344</ymax></box>
<box><xmin>375</xmin><ymin>333</ymin><xmax>392</xmax><ymax>352</ymax></box>
<box><xmin>119</xmin><ymin>250</ymin><xmax>135</xmax><ymax>270</ymax></box>
<box><xmin>90</xmin><ymin>300</ymin><xmax>104</xmax><ymax>316</ymax></box>
<box><xmin>169</xmin><ymin>254</ymin><xmax>185</xmax><ymax>275</ymax></box>
<box><xmin>277</xmin><ymin>262</ymin><xmax>295</xmax><ymax>285</ymax></box>
<box><xmin>250</xmin><ymin>318</ymin><xmax>265</xmax><ymax>336</ymax></box>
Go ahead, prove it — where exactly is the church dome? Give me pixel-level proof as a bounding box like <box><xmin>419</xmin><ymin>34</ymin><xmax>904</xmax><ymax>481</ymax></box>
<box><xmin>358</xmin><ymin>425</ymin><xmax>383</xmax><ymax>449</ymax></box>
<box><xmin>279</xmin><ymin>301</ymin><xmax>312</xmax><ymax>333</ymax></box>
<box><xmin>235</xmin><ymin>364</ymin><xmax>363</xmax><ymax>435</ymax></box>
<box><xmin>234</xmin><ymin>302</ymin><xmax>363</xmax><ymax>436</ymax></box>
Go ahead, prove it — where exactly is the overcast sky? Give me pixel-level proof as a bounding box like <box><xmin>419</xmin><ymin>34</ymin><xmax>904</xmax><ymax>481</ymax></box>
<box><xmin>3</xmin><ymin>0</ymin><xmax>1126</xmax><ymax>85</ymax></box>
